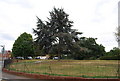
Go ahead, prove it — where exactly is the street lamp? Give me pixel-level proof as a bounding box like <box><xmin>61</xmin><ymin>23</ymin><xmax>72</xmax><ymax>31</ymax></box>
<box><xmin>0</xmin><ymin>45</ymin><xmax>5</xmax><ymax>81</ymax></box>
<box><xmin>0</xmin><ymin>45</ymin><xmax>5</xmax><ymax>67</ymax></box>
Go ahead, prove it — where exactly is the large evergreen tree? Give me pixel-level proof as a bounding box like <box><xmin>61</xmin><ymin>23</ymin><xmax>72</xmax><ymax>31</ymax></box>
<box><xmin>33</xmin><ymin>8</ymin><xmax>82</xmax><ymax>58</ymax></box>
<box><xmin>33</xmin><ymin>17</ymin><xmax>54</xmax><ymax>55</ymax></box>
<box><xmin>48</xmin><ymin>8</ymin><xmax>79</xmax><ymax>59</ymax></box>
<box><xmin>33</xmin><ymin>7</ymin><xmax>105</xmax><ymax>60</ymax></box>
<box><xmin>12</xmin><ymin>32</ymin><xmax>34</xmax><ymax>58</ymax></box>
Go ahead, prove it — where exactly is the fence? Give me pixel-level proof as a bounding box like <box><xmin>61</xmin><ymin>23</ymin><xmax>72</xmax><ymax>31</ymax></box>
<box><xmin>3</xmin><ymin>59</ymin><xmax>13</xmax><ymax>68</ymax></box>
<box><xmin>3</xmin><ymin>59</ymin><xmax>120</xmax><ymax>79</ymax></box>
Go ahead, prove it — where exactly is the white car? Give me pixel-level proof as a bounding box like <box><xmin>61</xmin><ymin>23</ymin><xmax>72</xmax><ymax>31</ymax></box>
<box><xmin>16</xmin><ymin>57</ymin><xmax>24</xmax><ymax>60</ymax></box>
<box><xmin>53</xmin><ymin>57</ymin><xmax>59</xmax><ymax>60</ymax></box>
<box><xmin>27</xmin><ymin>56</ymin><xmax>32</xmax><ymax>59</ymax></box>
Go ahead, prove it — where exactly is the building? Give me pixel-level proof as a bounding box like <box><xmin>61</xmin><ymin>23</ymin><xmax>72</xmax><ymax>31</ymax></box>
<box><xmin>0</xmin><ymin>50</ymin><xmax>11</xmax><ymax>60</ymax></box>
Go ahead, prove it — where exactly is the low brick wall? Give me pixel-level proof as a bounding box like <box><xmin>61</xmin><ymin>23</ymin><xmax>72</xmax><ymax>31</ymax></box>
<box><xmin>2</xmin><ymin>68</ymin><xmax>120</xmax><ymax>81</ymax></box>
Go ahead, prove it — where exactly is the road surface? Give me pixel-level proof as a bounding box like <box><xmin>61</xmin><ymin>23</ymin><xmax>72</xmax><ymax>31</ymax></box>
<box><xmin>0</xmin><ymin>60</ymin><xmax>2</xmax><ymax>80</ymax></box>
<box><xmin>0</xmin><ymin>60</ymin><xmax>29</xmax><ymax>80</ymax></box>
<box><xmin>2</xmin><ymin>72</ymin><xmax>31</xmax><ymax>79</ymax></box>
<box><xmin>2</xmin><ymin>72</ymin><xmax>48</xmax><ymax>81</ymax></box>
<box><xmin>0</xmin><ymin>60</ymin><xmax>47</xmax><ymax>81</ymax></box>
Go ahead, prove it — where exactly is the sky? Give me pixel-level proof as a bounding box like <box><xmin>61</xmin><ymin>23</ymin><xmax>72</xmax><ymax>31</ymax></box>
<box><xmin>0</xmin><ymin>0</ymin><xmax>119</xmax><ymax>52</ymax></box>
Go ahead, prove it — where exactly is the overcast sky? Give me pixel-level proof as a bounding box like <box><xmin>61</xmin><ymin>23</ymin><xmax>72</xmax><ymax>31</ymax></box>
<box><xmin>0</xmin><ymin>0</ymin><xmax>119</xmax><ymax>51</ymax></box>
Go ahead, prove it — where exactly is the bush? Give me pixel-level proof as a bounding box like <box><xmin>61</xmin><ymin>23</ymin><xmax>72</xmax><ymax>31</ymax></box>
<box><xmin>99</xmin><ymin>55</ymin><xmax>120</xmax><ymax>60</ymax></box>
<box><xmin>88</xmin><ymin>57</ymin><xmax>97</xmax><ymax>60</ymax></box>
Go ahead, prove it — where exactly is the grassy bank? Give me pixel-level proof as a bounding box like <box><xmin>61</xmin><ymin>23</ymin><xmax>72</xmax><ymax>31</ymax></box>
<box><xmin>7</xmin><ymin>60</ymin><xmax>119</xmax><ymax>78</ymax></box>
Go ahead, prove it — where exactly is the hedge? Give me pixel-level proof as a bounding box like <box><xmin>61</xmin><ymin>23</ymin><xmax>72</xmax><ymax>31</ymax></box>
<box><xmin>99</xmin><ymin>55</ymin><xmax>120</xmax><ymax>60</ymax></box>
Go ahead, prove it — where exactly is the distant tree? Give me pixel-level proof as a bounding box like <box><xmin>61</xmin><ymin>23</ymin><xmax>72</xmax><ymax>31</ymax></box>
<box><xmin>100</xmin><ymin>47</ymin><xmax>120</xmax><ymax>60</ymax></box>
<box><xmin>78</xmin><ymin>37</ymin><xmax>106</xmax><ymax>59</ymax></box>
<box><xmin>12</xmin><ymin>32</ymin><xmax>34</xmax><ymax>59</ymax></box>
<box><xmin>106</xmin><ymin>47</ymin><xmax>120</xmax><ymax>56</ymax></box>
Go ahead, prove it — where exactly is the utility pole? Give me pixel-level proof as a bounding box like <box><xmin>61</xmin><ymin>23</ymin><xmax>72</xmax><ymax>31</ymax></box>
<box><xmin>118</xmin><ymin>1</ymin><xmax>120</xmax><ymax>78</ymax></box>
<box><xmin>0</xmin><ymin>45</ymin><xmax>5</xmax><ymax>80</ymax></box>
<box><xmin>0</xmin><ymin>45</ymin><xmax>5</xmax><ymax>67</ymax></box>
<box><xmin>118</xmin><ymin>1</ymin><xmax>120</xmax><ymax>48</ymax></box>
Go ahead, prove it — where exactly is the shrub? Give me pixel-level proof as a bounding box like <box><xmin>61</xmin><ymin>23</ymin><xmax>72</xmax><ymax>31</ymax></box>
<box><xmin>99</xmin><ymin>55</ymin><xmax>120</xmax><ymax>60</ymax></box>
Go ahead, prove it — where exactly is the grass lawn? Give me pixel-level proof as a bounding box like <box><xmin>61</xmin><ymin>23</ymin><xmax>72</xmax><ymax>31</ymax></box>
<box><xmin>7</xmin><ymin>60</ymin><xmax>119</xmax><ymax>78</ymax></box>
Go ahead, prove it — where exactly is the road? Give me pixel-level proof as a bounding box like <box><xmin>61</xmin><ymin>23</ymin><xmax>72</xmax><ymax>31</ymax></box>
<box><xmin>0</xmin><ymin>60</ymin><xmax>29</xmax><ymax>80</ymax></box>
<box><xmin>0</xmin><ymin>60</ymin><xmax>2</xmax><ymax>80</ymax></box>
<box><xmin>0</xmin><ymin>60</ymin><xmax>48</xmax><ymax>81</ymax></box>
<box><xmin>2</xmin><ymin>72</ymin><xmax>46</xmax><ymax>81</ymax></box>
<box><xmin>2</xmin><ymin>72</ymin><xmax>31</xmax><ymax>79</ymax></box>
<box><xmin>2</xmin><ymin>72</ymin><xmax>48</xmax><ymax>81</ymax></box>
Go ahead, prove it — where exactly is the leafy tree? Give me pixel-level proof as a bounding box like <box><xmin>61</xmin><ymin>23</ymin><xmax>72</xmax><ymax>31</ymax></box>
<box><xmin>33</xmin><ymin>8</ymin><xmax>82</xmax><ymax>59</ymax></box>
<box><xmin>78</xmin><ymin>37</ymin><xmax>106</xmax><ymax>59</ymax></box>
<box><xmin>106</xmin><ymin>47</ymin><xmax>120</xmax><ymax>56</ymax></box>
<box><xmin>33</xmin><ymin>42</ymin><xmax>43</xmax><ymax>56</ymax></box>
<box><xmin>100</xmin><ymin>47</ymin><xmax>120</xmax><ymax>60</ymax></box>
<box><xmin>12</xmin><ymin>32</ymin><xmax>34</xmax><ymax>59</ymax></box>
<box><xmin>48</xmin><ymin>8</ymin><xmax>73</xmax><ymax>59</ymax></box>
<box><xmin>49</xmin><ymin>8</ymin><xmax>83</xmax><ymax>59</ymax></box>
<box><xmin>33</xmin><ymin>7</ymin><xmax>106</xmax><ymax>60</ymax></box>
<box><xmin>33</xmin><ymin>17</ymin><xmax>54</xmax><ymax>55</ymax></box>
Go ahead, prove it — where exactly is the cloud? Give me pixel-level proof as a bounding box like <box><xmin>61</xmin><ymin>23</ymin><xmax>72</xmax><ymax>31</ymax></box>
<box><xmin>0</xmin><ymin>32</ymin><xmax>14</xmax><ymax>41</ymax></box>
<box><xmin>0</xmin><ymin>0</ymin><xmax>119</xmax><ymax>51</ymax></box>
<box><xmin>0</xmin><ymin>0</ymin><xmax>33</xmax><ymax>8</ymax></box>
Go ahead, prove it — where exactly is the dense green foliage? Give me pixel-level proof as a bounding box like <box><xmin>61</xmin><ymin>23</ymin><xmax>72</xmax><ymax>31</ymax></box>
<box><xmin>33</xmin><ymin>7</ymin><xmax>106</xmax><ymax>60</ymax></box>
<box><xmin>33</xmin><ymin>17</ymin><xmax>53</xmax><ymax>55</ymax></box>
<box><xmin>106</xmin><ymin>47</ymin><xmax>120</xmax><ymax>56</ymax></box>
<box><xmin>100</xmin><ymin>47</ymin><xmax>120</xmax><ymax>60</ymax></box>
<box><xmin>100</xmin><ymin>55</ymin><xmax>120</xmax><ymax>60</ymax></box>
<box><xmin>12</xmin><ymin>32</ymin><xmax>34</xmax><ymax>58</ymax></box>
<box><xmin>12</xmin><ymin>7</ymin><xmax>120</xmax><ymax>60</ymax></box>
<box><xmin>78</xmin><ymin>37</ymin><xmax>105</xmax><ymax>60</ymax></box>
<box><xmin>33</xmin><ymin>8</ymin><xmax>82</xmax><ymax>59</ymax></box>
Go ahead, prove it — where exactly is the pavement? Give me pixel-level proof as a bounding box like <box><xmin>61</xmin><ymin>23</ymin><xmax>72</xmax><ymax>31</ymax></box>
<box><xmin>0</xmin><ymin>60</ymin><xmax>49</xmax><ymax>81</ymax></box>
<box><xmin>0</xmin><ymin>60</ymin><xmax>29</xmax><ymax>80</ymax></box>
<box><xmin>2</xmin><ymin>72</ymin><xmax>30</xmax><ymax>79</ymax></box>
<box><xmin>2</xmin><ymin>72</ymin><xmax>48</xmax><ymax>81</ymax></box>
<box><xmin>2</xmin><ymin>72</ymin><xmax>50</xmax><ymax>81</ymax></box>
<box><xmin>0</xmin><ymin>61</ymin><xmax>2</xmax><ymax>81</ymax></box>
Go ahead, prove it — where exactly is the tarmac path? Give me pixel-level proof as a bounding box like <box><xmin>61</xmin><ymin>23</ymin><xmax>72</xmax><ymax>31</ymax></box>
<box><xmin>0</xmin><ymin>61</ymin><xmax>47</xmax><ymax>81</ymax></box>
<box><xmin>2</xmin><ymin>72</ymin><xmax>48</xmax><ymax>81</ymax></box>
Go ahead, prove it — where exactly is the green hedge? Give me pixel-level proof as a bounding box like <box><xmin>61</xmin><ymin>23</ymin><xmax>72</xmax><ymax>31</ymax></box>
<box><xmin>100</xmin><ymin>55</ymin><xmax>120</xmax><ymax>60</ymax></box>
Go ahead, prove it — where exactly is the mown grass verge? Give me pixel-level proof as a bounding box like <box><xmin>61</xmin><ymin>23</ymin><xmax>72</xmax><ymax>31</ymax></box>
<box><xmin>6</xmin><ymin>60</ymin><xmax>119</xmax><ymax>78</ymax></box>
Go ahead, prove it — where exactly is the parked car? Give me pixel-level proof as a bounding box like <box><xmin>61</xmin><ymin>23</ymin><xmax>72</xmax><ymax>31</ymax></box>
<box><xmin>35</xmin><ymin>56</ymin><xmax>49</xmax><ymax>59</ymax></box>
<box><xmin>27</xmin><ymin>56</ymin><xmax>33</xmax><ymax>59</ymax></box>
<box><xmin>35</xmin><ymin>56</ymin><xmax>41</xmax><ymax>59</ymax></box>
<box><xmin>53</xmin><ymin>57</ymin><xmax>59</xmax><ymax>60</ymax></box>
<box><xmin>15</xmin><ymin>57</ymin><xmax>24</xmax><ymax>60</ymax></box>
